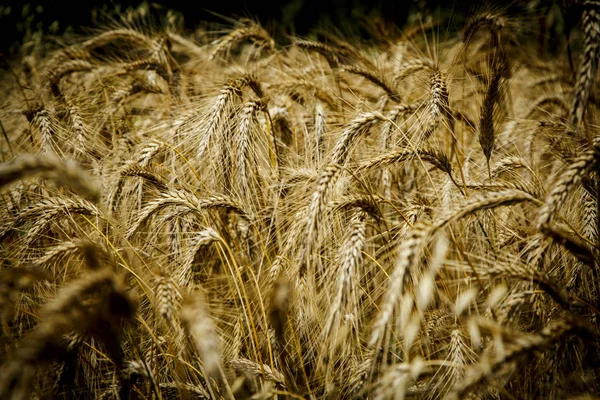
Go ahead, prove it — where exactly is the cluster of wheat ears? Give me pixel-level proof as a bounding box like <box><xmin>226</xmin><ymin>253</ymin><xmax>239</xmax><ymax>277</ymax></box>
<box><xmin>1</xmin><ymin>1</ymin><xmax>600</xmax><ymax>399</ymax></box>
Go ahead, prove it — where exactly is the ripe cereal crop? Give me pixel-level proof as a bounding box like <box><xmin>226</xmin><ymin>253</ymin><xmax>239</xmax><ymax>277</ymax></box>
<box><xmin>1</xmin><ymin>2</ymin><xmax>600</xmax><ymax>399</ymax></box>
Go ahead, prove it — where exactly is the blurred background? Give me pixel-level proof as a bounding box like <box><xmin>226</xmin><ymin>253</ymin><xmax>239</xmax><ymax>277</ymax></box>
<box><xmin>0</xmin><ymin>0</ymin><xmax>491</xmax><ymax>54</ymax></box>
<box><xmin>0</xmin><ymin>0</ymin><xmax>556</xmax><ymax>57</ymax></box>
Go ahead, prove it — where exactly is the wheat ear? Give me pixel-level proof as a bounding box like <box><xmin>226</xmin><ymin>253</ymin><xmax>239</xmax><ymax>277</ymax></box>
<box><xmin>568</xmin><ymin>4</ymin><xmax>600</xmax><ymax>128</ymax></box>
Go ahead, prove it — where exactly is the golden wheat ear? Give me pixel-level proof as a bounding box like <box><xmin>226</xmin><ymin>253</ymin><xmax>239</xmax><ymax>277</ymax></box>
<box><xmin>568</xmin><ymin>4</ymin><xmax>600</xmax><ymax>128</ymax></box>
<box><xmin>209</xmin><ymin>22</ymin><xmax>275</xmax><ymax>61</ymax></box>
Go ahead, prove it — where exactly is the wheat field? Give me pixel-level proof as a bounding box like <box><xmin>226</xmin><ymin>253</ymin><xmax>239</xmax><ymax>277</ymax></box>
<box><xmin>0</xmin><ymin>2</ymin><xmax>599</xmax><ymax>399</ymax></box>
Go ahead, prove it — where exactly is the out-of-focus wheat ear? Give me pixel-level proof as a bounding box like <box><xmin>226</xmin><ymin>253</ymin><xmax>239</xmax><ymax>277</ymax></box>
<box><xmin>433</xmin><ymin>329</ymin><xmax>477</xmax><ymax>398</ymax></box>
<box><xmin>394</xmin><ymin>58</ymin><xmax>435</xmax><ymax>82</ymax></box>
<box><xmin>322</xmin><ymin>209</ymin><xmax>366</xmax><ymax>341</ymax></box>
<box><xmin>0</xmin><ymin>326</ymin><xmax>68</xmax><ymax>399</ymax></box>
<box><xmin>462</xmin><ymin>12</ymin><xmax>506</xmax><ymax>47</ymax></box>
<box><xmin>209</xmin><ymin>23</ymin><xmax>274</xmax><ymax>61</ymax></box>
<box><xmin>79</xmin><ymin>239</ymin><xmax>106</xmax><ymax>270</ymax></box>
<box><xmin>154</xmin><ymin>276</ymin><xmax>182</xmax><ymax>327</ymax></box>
<box><xmin>1</xmin><ymin>269</ymin><xmax>135</xmax><ymax>399</ymax></box>
<box><xmin>48</xmin><ymin>59</ymin><xmax>93</xmax><ymax>98</ymax></box>
<box><xmin>536</xmin><ymin>145</ymin><xmax>597</xmax><ymax>229</ymax></box>
<box><xmin>53</xmin><ymin>270</ymin><xmax>135</xmax><ymax>388</ymax></box>
<box><xmin>268</xmin><ymin>274</ymin><xmax>290</xmax><ymax>348</ymax></box>
<box><xmin>313</xmin><ymin>101</ymin><xmax>327</xmax><ymax>165</ymax></box>
<box><xmin>479</xmin><ymin>67</ymin><xmax>502</xmax><ymax>178</ymax></box>
<box><xmin>373</xmin><ymin>358</ymin><xmax>425</xmax><ymax>400</ymax></box>
<box><xmin>369</xmin><ymin>222</ymin><xmax>431</xmax><ymax>366</ymax></box>
<box><xmin>180</xmin><ymin>292</ymin><xmax>226</xmax><ymax>394</ymax></box>
<box><xmin>568</xmin><ymin>4</ymin><xmax>600</xmax><ymax>128</ymax></box>
<box><xmin>167</xmin><ymin>31</ymin><xmax>204</xmax><ymax>57</ymax></box>
<box><xmin>46</xmin><ymin>43</ymin><xmax>89</xmax><ymax>66</ymax></box>
<box><xmin>526</xmin><ymin>94</ymin><xmax>569</xmax><ymax>120</ymax></box>
<box><xmin>42</xmin><ymin>268</ymin><xmax>135</xmax><ymax>325</ymax></box>
<box><xmin>340</xmin><ymin>65</ymin><xmax>401</xmax><ymax>102</ymax></box>
<box><xmin>0</xmin><ymin>154</ymin><xmax>99</xmax><ymax>201</ymax></box>
<box><xmin>158</xmin><ymin>381</ymin><xmax>211</xmax><ymax>398</ymax></box>
<box><xmin>0</xmin><ymin>266</ymin><xmax>51</xmax><ymax>333</ymax></box>
<box><xmin>267</xmin><ymin>274</ymin><xmax>296</xmax><ymax>387</ymax></box>
<box><xmin>484</xmin><ymin>257</ymin><xmax>573</xmax><ymax>310</ymax></box>
<box><xmin>148</xmin><ymin>35</ymin><xmax>176</xmax><ymax>81</ymax></box>
<box><xmin>448</xmin><ymin>319</ymin><xmax>584</xmax><ymax>400</ymax></box>
<box><xmin>295</xmin><ymin>40</ymin><xmax>341</xmax><ymax>68</ymax></box>
<box><xmin>81</xmin><ymin>28</ymin><xmax>152</xmax><ymax>51</ymax></box>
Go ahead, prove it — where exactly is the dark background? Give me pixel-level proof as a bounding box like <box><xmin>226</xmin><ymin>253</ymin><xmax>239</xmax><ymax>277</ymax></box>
<box><xmin>0</xmin><ymin>0</ymin><xmax>539</xmax><ymax>55</ymax></box>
